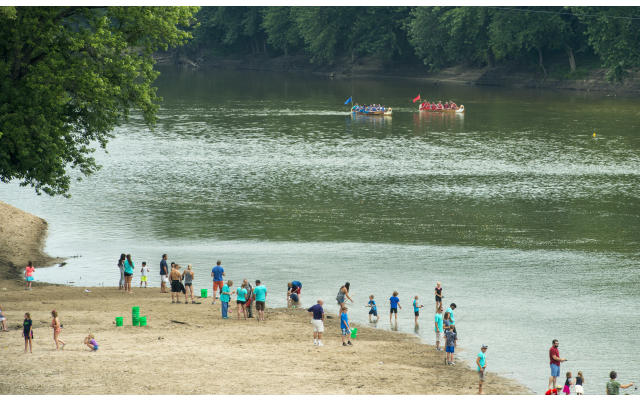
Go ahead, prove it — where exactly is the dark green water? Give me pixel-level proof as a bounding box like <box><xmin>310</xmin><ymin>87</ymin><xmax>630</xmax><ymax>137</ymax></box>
<box><xmin>1</xmin><ymin>68</ymin><xmax>639</xmax><ymax>393</ymax></box>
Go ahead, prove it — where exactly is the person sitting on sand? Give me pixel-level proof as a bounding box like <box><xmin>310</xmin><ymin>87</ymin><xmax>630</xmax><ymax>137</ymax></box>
<box><xmin>23</xmin><ymin>312</ymin><xmax>33</xmax><ymax>353</ymax></box>
<box><xmin>84</xmin><ymin>333</ymin><xmax>98</xmax><ymax>351</ymax></box>
<box><xmin>182</xmin><ymin>264</ymin><xmax>195</xmax><ymax>304</ymax></box>
<box><xmin>0</xmin><ymin>305</ymin><xmax>8</xmax><ymax>332</ymax></box>
<box><xmin>50</xmin><ymin>310</ymin><xmax>65</xmax><ymax>350</ymax></box>
<box><xmin>169</xmin><ymin>264</ymin><xmax>184</xmax><ymax>303</ymax></box>
<box><xmin>25</xmin><ymin>261</ymin><xmax>35</xmax><ymax>290</ymax></box>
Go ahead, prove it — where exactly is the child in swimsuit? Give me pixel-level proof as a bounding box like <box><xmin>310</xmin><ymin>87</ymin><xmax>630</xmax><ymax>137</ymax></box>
<box><xmin>434</xmin><ymin>282</ymin><xmax>443</xmax><ymax>311</ymax></box>
<box><xmin>51</xmin><ymin>310</ymin><xmax>65</xmax><ymax>350</ymax></box>
<box><xmin>84</xmin><ymin>334</ymin><xmax>99</xmax><ymax>351</ymax></box>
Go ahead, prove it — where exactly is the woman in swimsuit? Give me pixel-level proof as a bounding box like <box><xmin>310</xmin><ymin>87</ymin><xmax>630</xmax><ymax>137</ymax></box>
<box><xmin>51</xmin><ymin>310</ymin><xmax>65</xmax><ymax>350</ymax></box>
<box><xmin>182</xmin><ymin>264</ymin><xmax>195</xmax><ymax>304</ymax></box>
<box><xmin>336</xmin><ymin>282</ymin><xmax>353</xmax><ymax>306</ymax></box>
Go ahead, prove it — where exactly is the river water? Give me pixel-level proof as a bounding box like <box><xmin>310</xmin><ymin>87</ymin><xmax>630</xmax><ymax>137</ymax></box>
<box><xmin>1</xmin><ymin>68</ymin><xmax>639</xmax><ymax>394</ymax></box>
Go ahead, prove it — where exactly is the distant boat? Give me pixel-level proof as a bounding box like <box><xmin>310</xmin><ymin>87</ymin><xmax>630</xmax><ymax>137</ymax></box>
<box><xmin>351</xmin><ymin>106</ymin><xmax>392</xmax><ymax>116</ymax></box>
<box><xmin>419</xmin><ymin>104</ymin><xmax>465</xmax><ymax>113</ymax></box>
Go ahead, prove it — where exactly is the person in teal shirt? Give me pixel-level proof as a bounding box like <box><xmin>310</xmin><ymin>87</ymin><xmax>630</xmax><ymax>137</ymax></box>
<box><xmin>446</xmin><ymin>303</ymin><xmax>457</xmax><ymax>332</ymax></box>
<box><xmin>413</xmin><ymin>295</ymin><xmax>424</xmax><ymax>327</ymax></box>
<box><xmin>476</xmin><ymin>345</ymin><xmax>488</xmax><ymax>394</ymax></box>
<box><xmin>252</xmin><ymin>280</ymin><xmax>267</xmax><ymax>322</ymax></box>
<box><xmin>123</xmin><ymin>254</ymin><xmax>134</xmax><ymax>293</ymax></box>
<box><xmin>434</xmin><ymin>306</ymin><xmax>444</xmax><ymax>351</ymax></box>
<box><xmin>220</xmin><ymin>280</ymin><xmax>233</xmax><ymax>319</ymax></box>
<box><xmin>236</xmin><ymin>283</ymin><xmax>248</xmax><ymax>320</ymax></box>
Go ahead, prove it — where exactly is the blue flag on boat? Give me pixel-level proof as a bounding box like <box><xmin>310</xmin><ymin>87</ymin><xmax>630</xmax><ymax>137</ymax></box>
<box><xmin>344</xmin><ymin>96</ymin><xmax>352</xmax><ymax>105</ymax></box>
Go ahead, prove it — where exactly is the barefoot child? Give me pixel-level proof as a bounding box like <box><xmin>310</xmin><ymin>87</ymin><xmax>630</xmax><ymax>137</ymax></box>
<box><xmin>50</xmin><ymin>310</ymin><xmax>65</xmax><ymax>350</ymax></box>
<box><xmin>140</xmin><ymin>261</ymin><xmax>149</xmax><ymax>288</ymax></box>
<box><xmin>563</xmin><ymin>371</ymin><xmax>573</xmax><ymax>395</ymax></box>
<box><xmin>84</xmin><ymin>334</ymin><xmax>99</xmax><ymax>351</ymax></box>
<box><xmin>23</xmin><ymin>313</ymin><xmax>33</xmax><ymax>353</ymax></box>
<box><xmin>575</xmin><ymin>371</ymin><xmax>584</xmax><ymax>395</ymax></box>
<box><xmin>444</xmin><ymin>325</ymin><xmax>457</xmax><ymax>365</ymax></box>
<box><xmin>340</xmin><ymin>305</ymin><xmax>352</xmax><ymax>346</ymax></box>
<box><xmin>413</xmin><ymin>295</ymin><xmax>424</xmax><ymax>326</ymax></box>
<box><xmin>389</xmin><ymin>291</ymin><xmax>401</xmax><ymax>324</ymax></box>
<box><xmin>25</xmin><ymin>261</ymin><xmax>35</xmax><ymax>290</ymax></box>
<box><xmin>367</xmin><ymin>295</ymin><xmax>378</xmax><ymax>323</ymax></box>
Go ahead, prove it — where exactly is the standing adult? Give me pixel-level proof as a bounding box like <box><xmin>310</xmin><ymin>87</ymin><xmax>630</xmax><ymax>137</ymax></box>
<box><xmin>182</xmin><ymin>264</ymin><xmax>195</xmax><ymax>304</ymax></box>
<box><xmin>434</xmin><ymin>305</ymin><xmax>444</xmax><ymax>351</ymax></box>
<box><xmin>336</xmin><ymin>282</ymin><xmax>353</xmax><ymax>307</ymax></box>
<box><xmin>123</xmin><ymin>254</ymin><xmax>134</xmax><ymax>293</ymax></box>
<box><xmin>211</xmin><ymin>260</ymin><xmax>225</xmax><ymax>304</ymax></box>
<box><xmin>476</xmin><ymin>344</ymin><xmax>488</xmax><ymax>394</ymax></box>
<box><xmin>170</xmin><ymin>264</ymin><xmax>184</xmax><ymax>303</ymax></box>
<box><xmin>236</xmin><ymin>282</ymin><xmax>248</xmax><ymax>320</ymax></box>
<box><xmin>549</xmin><ymin>339</ymin><xmax>567</xmax><ymax>390</ymax></box>
<box><xmin>24</xmin><ymin>261</ymin><xmax>35</xmax><ymax>290</ymax></box>
<box><xmin>243</xmin><ymin>279</ymin><xmax>254</xmax><ymax>318</ymax></box>
<box><xmin>307</xmin><ymin>299</ymin><xmax>325</xmax><ymax>346</ymax></box>
<box><xmin>118</xmin><ymin>254</ymin><xmax>126</xmax><ymax>290</ymax></box>
<box><xmin>159</xmin><ymin>254</ymin><xmax>169</xmax><ymax>293</ymax></box>
<box><xmin>606</xmin><ymin>371</ymin><xmax>634</xmax><ymax>395</ymax></box>
<box><xmin>253</xmin><ymin>280</ymin><xmax>267</xmax><ymax>322</ymax></box>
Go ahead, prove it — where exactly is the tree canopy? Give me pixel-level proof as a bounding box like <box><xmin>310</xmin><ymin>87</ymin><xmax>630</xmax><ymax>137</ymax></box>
<box><xmin>0</xmin><ymin>6</ymin><xmax>198</xmax><ymax>196</ymax></box>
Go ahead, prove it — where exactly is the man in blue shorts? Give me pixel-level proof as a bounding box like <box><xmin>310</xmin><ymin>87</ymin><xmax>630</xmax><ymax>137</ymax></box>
<box><xmin>549</xmin><ymin>339</ymin><xmax>567</xmax><ymax>390</ymax></box>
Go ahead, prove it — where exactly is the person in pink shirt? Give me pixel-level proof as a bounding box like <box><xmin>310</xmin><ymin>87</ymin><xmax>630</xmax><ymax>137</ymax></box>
<box><xmin>24</xmin><ymin>261</ymin><xmax>35</xmax><ymax>290</ymax></box>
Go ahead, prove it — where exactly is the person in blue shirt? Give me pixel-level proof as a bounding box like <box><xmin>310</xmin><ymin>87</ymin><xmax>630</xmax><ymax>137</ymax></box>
<box><xmin>367</xmin><ymin>294</ymin><xmax>378</xmax><ymax>323</ymax></box>
<box><xmin>211</xmin><ymin>260</ymin><xmax>225</xmax><ymax>305</ymax></box>
<box><xmin>389</xmin><ymin>291</ymin><xmax>402</xmax><ymax>324</ymax></box>
<box><xmin>340</xmin><ymin>305</ymin><xmax>352</xmax><ymax>346</ymax></box>
<box><xmin>252</xmin><ymin>280</ymin><xmax>267</xmax><ymax>322</ymax></box>
<box><xmin>220</xmin><ymin>280</ymin><xmax>233</xmax><ymax>319</ymax></box>
<box><xmin>413</xmin><ymin>295</ymin><xmax>424</xmax><ymax>327</ymax></box>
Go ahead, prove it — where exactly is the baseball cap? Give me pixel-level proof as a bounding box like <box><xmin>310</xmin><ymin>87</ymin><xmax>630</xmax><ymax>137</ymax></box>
<box><xmin>481</xmin><ymin>344</ymin><xmax>488</xmax><ymax>349</ymax></box>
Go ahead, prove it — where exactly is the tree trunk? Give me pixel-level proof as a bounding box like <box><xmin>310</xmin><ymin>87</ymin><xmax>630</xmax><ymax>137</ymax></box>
<box><xmin>565</xmin><ymin>45</ymin><xmax>576</xmax><ymax>73</ymax></box>
<box><xmin>486</xmin><ymin>48</ymin><xmax>495</xmax><ymax>68</ymax></box>
<box><xmin>537</xmin><ymin>47</ymin><xmax>547</xmax><ymax>78</ymax></box>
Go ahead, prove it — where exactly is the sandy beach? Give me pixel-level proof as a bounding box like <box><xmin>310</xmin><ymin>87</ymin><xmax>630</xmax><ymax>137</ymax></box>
<box><xmin>0</xmin><ymin>201</ymin><xmax>530</xmax><ymax>394</ymax></box>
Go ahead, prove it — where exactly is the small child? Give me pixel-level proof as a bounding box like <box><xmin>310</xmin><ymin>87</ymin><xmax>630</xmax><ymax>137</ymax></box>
<box><xmin>563</xmin><ymin>371</ymin><xmax>573</xmax><ymax>395</ymax></box>
<box><xmin>23</xmin><ymin>313</ymin><xmax>33</xmax><ymax>353</ymax></box>
<box><xmin>434</xmin><ymin>282</ymin><xmax>443</xmax><ymax>311</ymax></box>
<box><xmin>367</xmin><ymin>295</ymin><xmax>378</xmax><ymax>323</ymax></box>
<box><xmin>389</xmin><ymin>291</ymin><xmax>401</xmax><ymax>324</ymax></box>
<box><xmin>25</xmin><ymin>261</ymin><xmax>35</xmax><ymax>290</ymax></box>
<box><xmin>413</xmin><ymin>295</ymin><xmax>424</xmax><ymax>326</ymax></box>
<box><xmin>444</xmin><ymin>325</ymin><xmax>457</xmax><ymax>365</ymax></box>
<box><xmin>220</xmin><ymin>280</ymin><xmax>233</xmax><ymax>319</ymax></box>
<box><xmin>575</xmin><ymin>371</ymin><xmax>584</xmax><ymax>395</ymax></box>
<box><xmin>84</xmin><ymin>333</ymin><xmax>98</xmax><ymax>351</ymax></box>
<box><xmin>140</xmin><ymin>261</ymin><xmax>149</xmax><ymax>288</ymax></box>
<box><xmin>340</xmin><ymin>305</ymin><xmax>352</xmax><ymax>346</ymax></box>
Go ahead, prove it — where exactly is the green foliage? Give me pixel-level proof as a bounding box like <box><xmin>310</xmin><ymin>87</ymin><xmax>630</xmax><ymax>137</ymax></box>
<box><xmin>0</xmin><ymin>6</ymin><xmax>198</xmax><ymax>196</ymax></box>
<box><xmin>261</xmin><ymin>7</ymin><xmax>302</xmax><ymax>56</ymax></box>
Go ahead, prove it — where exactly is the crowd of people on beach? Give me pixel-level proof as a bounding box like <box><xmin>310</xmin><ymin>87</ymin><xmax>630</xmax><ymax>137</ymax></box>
<box><xmin>4</xmin><ymin>256</ymin><xmax>635</xmax><ymax>395</ymax></box>
<box><xmin>419</xmin><ymin>100</ymin><xmax>459</xmax><ymax>111</ymax></box>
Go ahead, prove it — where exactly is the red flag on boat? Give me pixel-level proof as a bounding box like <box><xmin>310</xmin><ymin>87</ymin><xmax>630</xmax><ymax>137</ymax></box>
<box><xmin>412</xmin><ymin>94</ymin><xmax>421</xmax><ymax>103</ymax></box>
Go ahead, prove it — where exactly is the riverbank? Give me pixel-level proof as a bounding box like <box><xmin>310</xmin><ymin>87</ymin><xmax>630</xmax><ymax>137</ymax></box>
<box><xmin>0</xmin><ymin>278</ymin><xmax>530</xmax><ymax>395</ymax></box>
<box><xmin>156</xmin><ymin>53</ymin><xmax>640</xmax><ymax>96</ymax></box>
<box><xmin>0</xmin><ymin>201</ymin><xmax>61</xmax><ymax>280</ymax></box>
<box><xmin>0</xmin><ymin>201</ymin><xmax>530</xmax><ymax>394</ymax></box>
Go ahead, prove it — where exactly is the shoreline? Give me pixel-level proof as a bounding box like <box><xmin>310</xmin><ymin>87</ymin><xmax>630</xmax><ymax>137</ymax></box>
<box><xmin>0</xmin><ymin>200</ymin><xmax>531</xmax><ymax>394</ymax></box>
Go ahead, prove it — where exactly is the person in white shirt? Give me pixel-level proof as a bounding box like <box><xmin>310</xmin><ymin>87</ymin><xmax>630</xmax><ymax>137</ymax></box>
<box><xmin>140</xmin><ymin>261</ymin><xmax>150</xmax><ymax>288</ymax></box>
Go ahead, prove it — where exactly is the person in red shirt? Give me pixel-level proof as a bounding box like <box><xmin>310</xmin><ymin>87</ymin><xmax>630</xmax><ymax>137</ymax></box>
<box><xmin>549</xmin><ymin>339</ymin><xmax>567</xmax><ymax>390</ymax></box>
<box><xmin>450</xmin><ymin>102</ymin><xmax>458</xmax><ymax>110</ymax></box>
<box><xmin>436</xmin><ymin>101</ymin><xmax>444</xmax><ymax>110</ymax></box>
<box><xmin>430</xmin><ymin>103</ymin><xmax>437</xmax><ymax>110</ymax></box>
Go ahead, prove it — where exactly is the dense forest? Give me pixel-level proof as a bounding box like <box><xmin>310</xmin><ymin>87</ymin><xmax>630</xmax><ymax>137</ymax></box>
<box><xmin>183</xmin><ymin>6</ymin><xmax>640</xmax><ymax>82</ymax></box>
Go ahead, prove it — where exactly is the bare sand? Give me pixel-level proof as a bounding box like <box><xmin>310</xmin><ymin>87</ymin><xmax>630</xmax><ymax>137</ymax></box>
<box><xmin>0</xmin><ymin>200</ymin><xmax>531</xmax><ymax>394</ymax></box>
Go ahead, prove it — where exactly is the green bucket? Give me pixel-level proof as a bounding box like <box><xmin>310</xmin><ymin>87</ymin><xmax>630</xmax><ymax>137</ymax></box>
<box><xmin>132</xmin><ymin>306</ymin><xmax>140</xmax><ymax>315</ymax></box>
<box><xmin>350</xmin><ymin>327</ymin><xmax>358</xmax><ymax>339</ymax></box>
<box><xmin>201</xmin><ymin>288</ymin><xmax>208</xmax><ymax>298</ymax></box>
<box><xmin>115</xmin><ymin>317</ymin><xmax>123</xmax><ymax>327</ymax></box>
<box><xmin>139</xmin><ymin>316</ymin><xmax>147</xmax><ymax>327</ymax></box>
<box><xmin>132</xmin><ymin>316</ymin><xmax>140</xmax><ymax>326</ymax></box>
